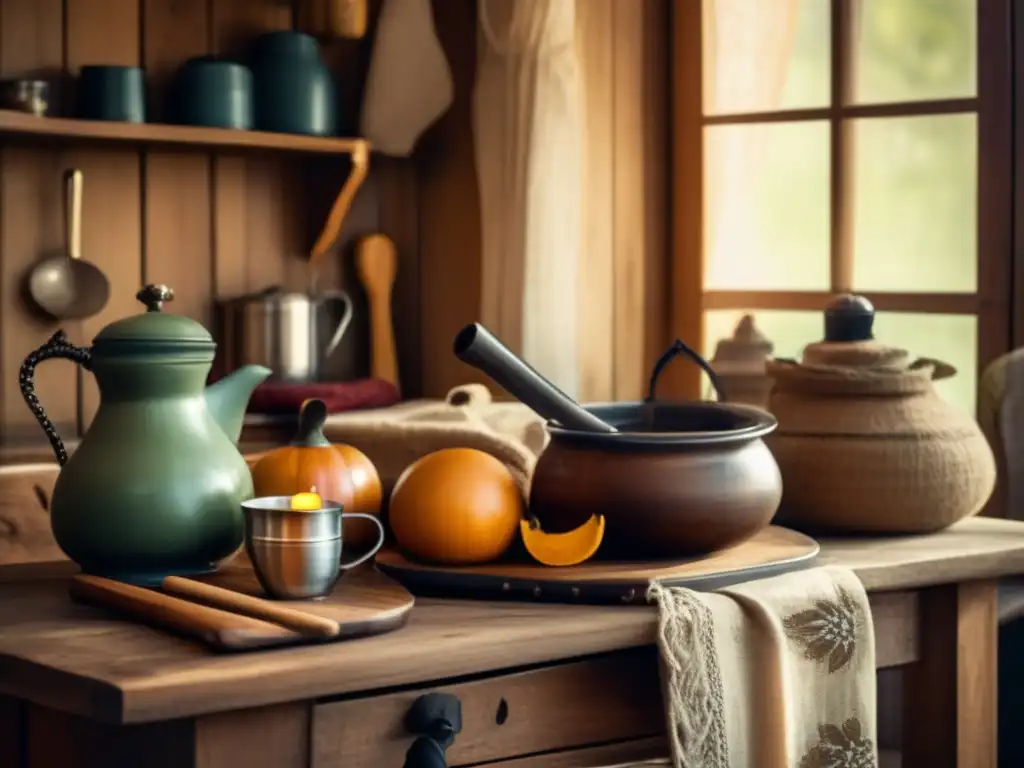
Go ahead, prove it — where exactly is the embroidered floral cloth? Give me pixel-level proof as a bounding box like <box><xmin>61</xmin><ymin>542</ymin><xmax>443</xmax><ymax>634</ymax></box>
<box><xmin>647</xmin><ymin>566</ymin><xmax>878</xmax><ymax>768</ymax></box>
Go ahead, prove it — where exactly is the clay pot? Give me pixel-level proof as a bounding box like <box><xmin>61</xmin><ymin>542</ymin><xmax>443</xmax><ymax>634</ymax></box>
<box><xmin>454</xmin><ymin>324</ymin><xmax>783</xmax><ymax>559</ymax></box>
<box><xmin>528</xmin><ymin>401</ymin><xmax>782</xmax><ymax>558</ymax></box>
<box><xmin>765</xmin><ymin>294</ymin><xmax>996</xmax><ymax>534</ymax></box>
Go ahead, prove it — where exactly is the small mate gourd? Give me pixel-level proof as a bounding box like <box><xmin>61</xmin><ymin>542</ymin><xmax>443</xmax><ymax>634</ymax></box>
<box><xmin>251</xmin><ymin>398</ymin><xmax>356</xmax><ymax>516</ymax></box>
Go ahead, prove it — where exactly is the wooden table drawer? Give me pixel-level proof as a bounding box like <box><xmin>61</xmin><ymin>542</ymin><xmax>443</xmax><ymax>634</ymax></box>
<box><xmin>311</xmin><ymin>647</ymin><xmax>665</xmax><ymax>768</ymax></box>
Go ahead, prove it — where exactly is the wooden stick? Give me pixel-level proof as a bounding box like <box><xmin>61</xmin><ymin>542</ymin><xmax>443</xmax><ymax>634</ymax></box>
<box><xmin>162</xmin><ymin>576</ymin><xmax>341</xmax><ymax>638</ymax></box>
<box><xmin>70</xmin><ymin>575</ymin><xmax>300</xmax><ymax>650</ymax></box>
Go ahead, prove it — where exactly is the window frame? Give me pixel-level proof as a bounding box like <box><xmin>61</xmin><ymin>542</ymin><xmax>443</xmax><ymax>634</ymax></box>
<box><xmin>667</xmin><ymin>0</ymin><xmax>1014</xmax><ymax>405</ymax></box>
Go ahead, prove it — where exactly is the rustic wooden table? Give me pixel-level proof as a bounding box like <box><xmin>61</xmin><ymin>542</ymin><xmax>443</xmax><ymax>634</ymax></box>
<box><xmin>2</xmin><ymin>517</ymin><xmax>1024</xmax><ymax>768</ymax></box>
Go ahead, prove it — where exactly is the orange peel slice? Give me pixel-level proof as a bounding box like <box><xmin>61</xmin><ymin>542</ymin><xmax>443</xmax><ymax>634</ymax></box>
<box><xmin>520</xmin><ymin>514</ymin><xmax>605</xmax><ymax>567</ymax></box>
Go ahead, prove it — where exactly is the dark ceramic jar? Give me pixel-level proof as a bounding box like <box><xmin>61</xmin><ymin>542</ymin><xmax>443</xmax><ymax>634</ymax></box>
<box><xmin>249</xmin><ymin>31</ymin><xmax>338</xmax><ymax>136</ymax></box>
<box><xmin>172</xmin><ymin>56</ymin><xmax>254</xmax><ymax>130</ymax></box>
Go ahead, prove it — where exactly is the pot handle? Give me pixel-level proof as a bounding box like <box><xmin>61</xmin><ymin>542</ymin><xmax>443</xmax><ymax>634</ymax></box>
<box><xmin>19</xmin><ymin>330</ymin><xmax>93</xmax><ymax>467</ymax></box>
<box><xmin>909</xmin><ymin>357</ymin><xmax>957</xmax><ymax>381</ymax></box>
<box><xmin>646</xmin><ymin>338</ymin><xmax>727</xmax><ymax>403</ymax></box>
<box><xmin>319</xmin><ymin>289</ymin><xmax>354</xmax><ymax>359</ymax></box>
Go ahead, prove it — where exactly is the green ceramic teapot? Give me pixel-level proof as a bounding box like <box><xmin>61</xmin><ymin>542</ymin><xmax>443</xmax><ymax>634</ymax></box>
<box><xmin>19</xmin><ymin>284</ymin><xmax>272</xmax><ymax>585</ymax></box>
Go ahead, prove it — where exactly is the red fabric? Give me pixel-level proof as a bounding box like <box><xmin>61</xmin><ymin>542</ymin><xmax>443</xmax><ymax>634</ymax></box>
<box><xmin>245</xmin><ymin>379</ymin><xmax>401</xmax><ymax>415</ymax></box>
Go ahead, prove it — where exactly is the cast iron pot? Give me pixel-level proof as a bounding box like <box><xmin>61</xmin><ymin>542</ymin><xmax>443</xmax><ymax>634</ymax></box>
<box><xmin>454</xmin><ymin>326</ymin><xmax>783</xmax><ymax>559</ymax></box>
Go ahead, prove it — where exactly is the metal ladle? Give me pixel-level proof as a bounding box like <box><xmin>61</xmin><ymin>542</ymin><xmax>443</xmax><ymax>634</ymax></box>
<box><xmin>27</xmin><ymin>169</ymin><xmax>110</xmax><ymax>320</ymax></box>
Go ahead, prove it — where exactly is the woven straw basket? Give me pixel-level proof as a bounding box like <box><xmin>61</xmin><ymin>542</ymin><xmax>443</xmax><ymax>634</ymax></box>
<box><xmin>765</xmin><ymin>340</ymin><xmax>996</xmax><ymax>534</ymax></box>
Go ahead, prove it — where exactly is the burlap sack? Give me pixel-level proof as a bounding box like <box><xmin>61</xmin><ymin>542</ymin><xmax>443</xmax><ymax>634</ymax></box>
<box><xmin>320</xmin><ymin>384</ymin><xmax>546</xmax><ymax>497</ymax></box>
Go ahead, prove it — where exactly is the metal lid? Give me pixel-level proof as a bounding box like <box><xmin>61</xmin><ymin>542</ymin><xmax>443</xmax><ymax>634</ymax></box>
<box><xmin>824</xmin><ymin>293</ymin><xmax>875</xmax><ymax>342</ymax></box>
<box><xmin>92</xmin><ymin>285</ymin><xmax>214</xmax><ymax>348</ymax></box>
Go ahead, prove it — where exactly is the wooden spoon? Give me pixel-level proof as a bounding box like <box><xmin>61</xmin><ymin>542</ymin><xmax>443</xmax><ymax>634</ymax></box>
<box><xmin>355</xmin><ymin>234</ymin><xmax>400</xmax><ymax>394</ymax></box>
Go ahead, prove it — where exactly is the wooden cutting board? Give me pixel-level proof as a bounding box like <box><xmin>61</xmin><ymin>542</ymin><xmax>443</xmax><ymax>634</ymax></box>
<box><xmin>69</xmin><ymin>564</ymin><xmax>414</xmax><ymax>652</ymax></box>
<box><xmin>376</xmin><ymin>526</ymin><xmax>819</xmax><ymax>605</ymax></box>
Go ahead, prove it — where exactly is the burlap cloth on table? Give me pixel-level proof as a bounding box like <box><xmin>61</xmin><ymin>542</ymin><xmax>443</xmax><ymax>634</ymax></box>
<box><xmin>319</xmin><ymin>383</ymin><xmax>547</xmax><ymax>496</ymax></box>
<box><xmin>322</xmin><ymin>386</ymin><xmax>878</xmax><ymax>768</ymax></box>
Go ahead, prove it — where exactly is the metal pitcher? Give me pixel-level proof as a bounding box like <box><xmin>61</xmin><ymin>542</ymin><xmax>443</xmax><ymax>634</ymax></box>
<box><xmin>220</xmin><ymin>286</ymin><xmax>353</xmax><ymax>382</ymax></box>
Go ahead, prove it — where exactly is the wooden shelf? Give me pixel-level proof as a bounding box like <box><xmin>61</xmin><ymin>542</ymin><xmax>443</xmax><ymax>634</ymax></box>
<box><xmin>0</xmin><ymin>110</ymin><xmax>369</xmax><ymax>156</ymax></box>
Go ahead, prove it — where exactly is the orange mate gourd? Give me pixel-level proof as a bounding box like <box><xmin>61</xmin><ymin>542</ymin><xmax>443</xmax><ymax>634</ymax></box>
<box><xmin>251</xmin><ymin>398</ymin><xmax>356</xmax><ymax>520</ymax></box>
<box><xmin>334</xmin><ymin>443</ymin><xmax>383</xmax><ymax>548</ymax></box>
<box><xmin>388</xmin><ymin>447</ymin><xmax>522</xmax><ymax>565</ymax></box>
<box><xmin>335</xmin><ymin>442</ymin><xmax>385</xmax><ymax>514</ymax></box>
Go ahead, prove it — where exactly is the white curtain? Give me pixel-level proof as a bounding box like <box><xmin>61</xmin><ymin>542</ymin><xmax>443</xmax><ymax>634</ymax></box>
<box><xmin>473</xmin><ymin>0</ymin><xmax>582</xmax><ymax>398</ymax></box>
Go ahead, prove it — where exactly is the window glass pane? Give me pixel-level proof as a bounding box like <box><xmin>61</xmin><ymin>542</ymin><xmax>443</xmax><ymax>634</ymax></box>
<box><xmin>852</xmin><ymin>0</ymin><xmax>977</xmax><ymax>105</ymax></box>
<box><xmin>704</xmin><ymin>310</ymin><xmax>977</xmax><ymax>413</ymax></box>
<box><xmin>705</xmin><ymin>309</ymin><xmax>822</xmax><ymax>361</ymax></box>
<box><xmin>703</xmin><ymin>309</ymin><xmax>822</xmax><ymax>398</ymax></box>
<box><xmin>703</xmin><ymin>0</ymin><xmax>829</xmax><ymax>115</ymax></box>
<box><xmin>851</xmin><ymin>114</ymin><xmax>976</xmax><ymax>293</ymax></box>
<box><xmin>872</xmin><ymin>312</ymin><xmax>977</xmax><ymax>414</ymax></box>
<box><xmin>705</xmin><ymin>122</ymin><xmax>830</xmax><ymax>291</ymax></box>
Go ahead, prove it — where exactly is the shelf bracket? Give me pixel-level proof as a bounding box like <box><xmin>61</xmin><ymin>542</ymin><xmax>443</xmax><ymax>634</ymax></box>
<box><xmin>309</xmin><ymin>140</ymin><xmax>371</xmax><ymax>277</ymax></box>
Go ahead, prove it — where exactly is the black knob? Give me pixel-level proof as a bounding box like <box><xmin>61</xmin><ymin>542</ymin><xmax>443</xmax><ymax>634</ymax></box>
<box><xmin>403</xmin><ymin>693</ymin><xmax>462</xmax><ymax>768</ymax></box>
<box><xmin>404</xmin><ymin>737</ymin><xmax>447</xmax><ymax>768</ymax></box>
<box><xmin>824</xmin><ymin>293</ymin><xmax>874</xmax><ymax>342</ymax></box>
<box><xmin>136</xmin><ymin>284</ymin><xmax>174</xmax><ymax>313</ymax></box>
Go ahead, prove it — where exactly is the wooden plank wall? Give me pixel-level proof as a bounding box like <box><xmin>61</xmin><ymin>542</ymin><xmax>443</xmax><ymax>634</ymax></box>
<box><xmin>0</xmin><ymin>0</ymin><xmax>400</xmax><ymax>452</ymax></box>
<box><xmin>417</xmin><ymin>0</ymin><xmax>670</xmax><ymax>402</ymax></box>
<box><xmin>0</xmin><ymin>0</ymin><xmax>671</xmax><ymax>454</ymax></box>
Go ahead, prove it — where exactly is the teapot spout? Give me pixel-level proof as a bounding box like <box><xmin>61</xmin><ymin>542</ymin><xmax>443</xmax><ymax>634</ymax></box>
<box><xmin>205</xmin><ymin>365</ymin><xmax>272</xmax><ymax>444</ymax></box>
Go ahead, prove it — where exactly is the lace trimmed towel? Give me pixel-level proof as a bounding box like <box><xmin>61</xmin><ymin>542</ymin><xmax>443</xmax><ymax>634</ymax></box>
<box><xmin>647</xmin><ymin>566</ymin><xmax>878</xmax><ymax>768</ymax></box>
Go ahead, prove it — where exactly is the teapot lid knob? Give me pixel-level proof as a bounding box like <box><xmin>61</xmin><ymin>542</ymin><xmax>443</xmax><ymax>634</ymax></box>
<box><xmin>137</xmin><ymin>284</ymin><xmax>174</xmax><ymax>313</ymax></box>
<box><xmin>824</xmin><ymin>293</ymin><xmax>874</xmax><ymax>342</ymax></box>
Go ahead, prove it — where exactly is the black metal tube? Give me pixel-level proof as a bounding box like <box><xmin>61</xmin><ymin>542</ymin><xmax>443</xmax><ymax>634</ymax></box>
<box><xmin>453</xmin><ymin>323</ymin><xmax>616</xmax><ymax>434</ymax></box>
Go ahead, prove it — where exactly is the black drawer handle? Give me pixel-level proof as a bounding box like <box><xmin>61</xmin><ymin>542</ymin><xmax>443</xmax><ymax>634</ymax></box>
<box><xmin>403</xmin><ymin>693</ymin><xmax>462</xmax><ymax>768</ymax></box>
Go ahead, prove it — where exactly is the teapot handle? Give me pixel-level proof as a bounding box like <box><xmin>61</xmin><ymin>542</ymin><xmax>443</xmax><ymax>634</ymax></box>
<box><xmin>319</xmin><ymin>290</ymin><xmax>354</xmax><ymax>359</ymax></box>
<box><xmin>19</xmin><ymin>331</ymin><xmax>92</xmax><ymax>467</ymax></box>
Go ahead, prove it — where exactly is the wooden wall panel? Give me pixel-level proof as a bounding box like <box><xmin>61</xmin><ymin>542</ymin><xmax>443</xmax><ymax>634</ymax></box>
<box><xmin>207</xmin><ymin>0</ymin><xmax>254</xmax><ymax>312</ymax></box>
<box><xmin>211</xmin><ymin>155</ymin><xmax>248</xmax><ymax>301</ymax></box>
<box><xmin>418</xmin><ymin>0</ymin><xmax>484</xmax><ymax>398</ymax></box>
<box><xmin>577</xmin><ymin>0</ymin><xmax>615</xmax><ymax>404</ymax></box>
<box><xmin>144</xmin><ymin>151</ymin><xmax>213</xmax><ymax>325</ymax></box>
<box><xmin>211</xmin><ymin>0</ymin><xmax>302</xmax><ymax>297</ymax></box>
<box><xmin>65</xmin><ymin>0</ymin><xmax>143</xmax><ymax>431</ymax></box>
<box><xmin>0</xmin><ymin>0</ymin><xmax>669</xmax><ymax>450</ymax></box>
<box><xmin>67</xmin><ymin>0</ymin><xmax>139</xmax><ymax>65</ymax></box>
<box><xmin>612</xmin><ymin>0</ymin><xmax>670</xmax><ymax>402</ymax></box>
<box><xmin>376</xmin><ymin>158</ymin><xmax>421</xmax><ymax>398</ymax></box>
<box><xmin>143</xmin><ymin>0</ymin><xmax>213</xmax><ymax>328</ymax></box>
<box><xmin>667</xmin><ymin>0</ymin><xmax>706</xmax><ymax>401</ymax></box>
<box><xmin>0</xmin><ymin>0</ymin><xmax>75</xmax><ymax>448</ymax></box>
<box><xmin>0</xmin><ymin>0</ymin><xmax>423</xmax><ymax>454</ymax></box>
